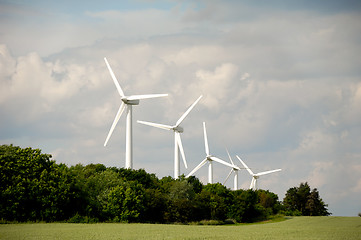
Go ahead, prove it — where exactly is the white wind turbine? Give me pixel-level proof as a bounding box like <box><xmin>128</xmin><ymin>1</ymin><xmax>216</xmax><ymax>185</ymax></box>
<box><xmin>223</xmin><ymin>149</ymin><xmax>241</xmax><ymax>190</ymax></box>
<box><xmin>186</xmin><ymin>122</ymin><xmax>234</xmax><ymax>184</ymax></box>
<box><xmin>103</xmin><ymin>57</ymin><xmax>168</xmax><ymax>169</ymax></box>
<box><xmin>236</xmin><ymin>155</ymin><xmax>281</xmax><ymax>190</ymax></box>
<box><xmin>137</xmin><ymin>95</ymin><xmax>202</xmax><ymax>179</ymax></box>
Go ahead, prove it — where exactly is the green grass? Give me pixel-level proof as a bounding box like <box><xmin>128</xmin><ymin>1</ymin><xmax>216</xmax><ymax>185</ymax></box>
<box><xmin>0</xmin><ymin>217</ymin><xmax>360</xmax><ymax>240</ymax></box>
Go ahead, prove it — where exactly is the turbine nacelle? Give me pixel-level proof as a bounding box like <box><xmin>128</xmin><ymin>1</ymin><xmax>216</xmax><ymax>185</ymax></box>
<box><xmin>172</xmin><ymin>126</ymin><xmax>184</xmax><ymax>133</ymax></box>
<box><xmin>122</xmin><ymin>98</ymin><xmax>140</xmax><ymax>105</ymax></box>
<box><xmin>206</xmin><ymin>155</ymin><xmax>213</xmax><ymax>161</ymax></box>
<box><xmin>233</xmin><ymin>165</ymin><xmax>241</xmax><ymax>171</ymax></box>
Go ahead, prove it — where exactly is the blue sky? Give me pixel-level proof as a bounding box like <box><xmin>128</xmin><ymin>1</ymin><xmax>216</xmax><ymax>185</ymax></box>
<box><xmin>1</xmin><ymin>0</ymin><xmax>361</xmax><ymax>216</ymax></box>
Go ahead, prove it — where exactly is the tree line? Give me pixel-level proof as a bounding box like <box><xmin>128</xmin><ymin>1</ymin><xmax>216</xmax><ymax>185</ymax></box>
<box><xmin>0</xmin><ymin>144</ymin><xmax>330</xmax><ymax>223</ymax></box>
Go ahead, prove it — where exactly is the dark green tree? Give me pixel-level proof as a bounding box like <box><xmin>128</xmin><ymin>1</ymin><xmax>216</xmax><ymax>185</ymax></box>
<box><xmin>69</xmin><ymin>165</ymin><xmax>123</xmax><ymax>220</ymax></box>
<box><xmin>116</xmin><ymin>168</ymin><xmax>159</xmax><ymax>189</ymax></box>
<box><xmin>306</xmin><ymin>188</ymin><xmax>330</xmax><ymax>216</ymax></box>
<box><xmin>165</xmin><ymin>179</ymin><xmax>196</xmax><ymax>222</ymax></box>
<box><xmin>283</xmin><ymin>182</ymin><xmax>330</xmax><ymax>216</ymax></box>
<box><xmin>100</xmin><ymin>181</ymin><xmax>145</xmax><ymax>222</ymax></box>
<box><xmin>142</xmin><ymin>188</ymin><xmax>167</xmax><ymax>223</ymax></box>
<box><xmin>195</xmin><ymin>183</ymin><xmax>231</xmax><ymax>220</ymax></box>
<box><xmin>228</xmin><ymin>189</ymin><xmax>260</xmax><ymax>222</ymax></box>
<box><xmin>0</xmin><ymin>144</ymin><xmax>76</xmax><ymax>221</ymax></box>
<box><xmin>257</xmin><ymin>189</ymin><xmax>281</xmax><ymax>215</ymax></box>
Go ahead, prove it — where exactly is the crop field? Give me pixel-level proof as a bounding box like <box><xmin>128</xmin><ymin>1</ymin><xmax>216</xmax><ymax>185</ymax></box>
<box><xmin>0</xmin><ymin>216</ymin><xmax>360</xmax><ymax>240</ymax></box>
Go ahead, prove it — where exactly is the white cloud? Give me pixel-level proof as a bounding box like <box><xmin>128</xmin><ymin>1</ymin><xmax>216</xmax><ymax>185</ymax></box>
<box><xmin>0</xmin><ymin>44</ymin><xmax>16</xmax><ymax>81</ymax></box>
<box><xmin>193</xmin><ymin>63</ymin><xmax>240</xmax><ymax>110</ymax></box>
<box><xmin>240</xmin><ymin>72</ymin><xmax>250</xmax><ymax>81</ymax></box>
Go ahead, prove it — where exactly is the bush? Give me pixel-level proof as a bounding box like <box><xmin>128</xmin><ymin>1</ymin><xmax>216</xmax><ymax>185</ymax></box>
<box><xmin>199</xmin><ymin>220</ymin><xmax>224</xmax><ymax>225</ymax></box>
<box><xmin>224</xmin><ymin>219</ymin><xmax>236</xmax><ymax>224</ymax></box>
<box><xmin>67</xmin><ymin>213</ymin><xmax>99</xmax><ymax>223</ymax></box>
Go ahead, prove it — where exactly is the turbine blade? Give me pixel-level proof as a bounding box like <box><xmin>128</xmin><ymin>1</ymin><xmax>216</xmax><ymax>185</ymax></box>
<box><xmin>175</xmin><ymin>95</ymin><xmax>202</xmax><ymax>126</ymax></box>
<box><xmin>104</xmin><ymin>57</ymin><xmax>125</xmax><ymax>97</ymax></box>
<box><xmin>211</xmin><ymin>157</ymin><xmax>234</xmax><ymax>168</ymax></box>
<box><xmin>175</xmin><ymin>132</ymin><xmax>187</xmax><ymax>169</ymax></box>
<box><xmin>127</xmin><ymin>94</ymin><xmax>168</xmax><ymax>100</ymax></box>
<box><xmin>226</xmin><ymin>148</ymin><xmax>235</xmax><ymax>166</ymax></box>
<box><xmin>137</xmin><ymin>120</ymin><xmax>173</xmax><ymax>130</ymax></box>
<box><xmin>203</xmin><ymin>122</ymin><xmax>210</xmax><ymax>156</ymax></box>
<box><xmin>104</xmin><ymin>103</ymin><xmax>126</xmax><ymax>146</ymax></box>
<box><xmin>236</xmin><ymin>155</ymin><xmax>254</xmax><ymax>176</ymax></box>
<box><xmin>223</xmin><ymin>169</ymin><xmax>233</xmax><ymax>185</ymax></box>
<box><xmin>186</xmin><ymin>159</ymin><xmax>207</xmax><ymax>177</ymax></box>
<box><xmin>250</xmin><ymin>178</ymin><xmax>255</xmax><ymax>190</ymax></box>
<box><xmin>256</xmin><ymin>169</ymin><xmax>282</xmax><ymax>176</ymax></box>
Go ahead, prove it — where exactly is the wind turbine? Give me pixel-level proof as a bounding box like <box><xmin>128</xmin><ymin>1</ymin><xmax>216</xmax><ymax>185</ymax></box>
<box><xmin>186</xmin><ymin>122</ymin><xmax>234</xmax><ymax>184</ymax></box>
<box><xmin>137</xmin><ymin>95</ymin><xmax>202</xmax><ymax>179</ymax></box>
<box><xmin>236</xmin><ymin>155</ymin><xmax>281</xmax><ymax>190</ymax></box>
<box><xmin>223</xmin><ymin>149</ymin><xmax>241</xmax><ymax>190</ymax></box>
<box><xmin>103</xmin><ymin>57</ymin><xmax>168</xmax><ymax>169</ymax></box>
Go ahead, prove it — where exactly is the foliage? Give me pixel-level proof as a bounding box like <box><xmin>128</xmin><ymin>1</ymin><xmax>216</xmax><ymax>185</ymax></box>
<box><xmin>0</xmin><ymin>144</ymin><xmax>330</xmax><ymax>223</ymax></box>
<box><xmin>101</xmin><ymin>182</ymin><xmax>145</xmax><ymax>222</ymax></box>
<box><xmin>283</xmin><ymin>182</ymin><xmax>330</xmax><ymax>216</ymax></box>
<box><xmin>0</xmin><ymin>144</ymin><xmax>76</xmax><ymax>221</ymax></box>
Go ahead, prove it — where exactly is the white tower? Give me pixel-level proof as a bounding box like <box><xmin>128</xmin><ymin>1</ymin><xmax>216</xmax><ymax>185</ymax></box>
<box><xmin>103</xmin><ymin>57</ymin><xmax>168</xmax><ymax>169</ymax></box>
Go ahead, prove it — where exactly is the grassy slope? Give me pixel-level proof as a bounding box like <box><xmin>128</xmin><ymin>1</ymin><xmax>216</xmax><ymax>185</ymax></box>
<box><xmin>0</xmin><ymin>217</ymin><xmax>360</xmax><ymax>240</ymax></box>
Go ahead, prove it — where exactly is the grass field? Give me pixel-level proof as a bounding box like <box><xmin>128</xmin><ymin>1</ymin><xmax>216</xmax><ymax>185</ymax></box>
<box><xmin>0</xmin><ymin>216</ymin><xmax>360</xmax><ymax>240</ymax></box>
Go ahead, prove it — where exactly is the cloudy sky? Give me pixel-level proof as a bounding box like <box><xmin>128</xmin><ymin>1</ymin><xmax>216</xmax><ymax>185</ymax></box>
<box><xmin>1</xmin><ymin>0</ymin><xmax>360</xmax><ymax>216</ymax></box>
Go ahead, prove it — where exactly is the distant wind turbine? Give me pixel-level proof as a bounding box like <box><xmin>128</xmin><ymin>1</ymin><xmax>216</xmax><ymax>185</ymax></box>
<box><xmin>223</xmin><ymin>149</ymin><xmax>241</xmax><ymax>190</ymax></box>
<box><xmin>103</xmin><ymin>57</ymin><xmax>168</xmax><ymax>169</ymax></box>
<box><xmin>236</xmin><ymin>155</ymin><xmax>281</xmax><ymax>190</ymax></box>
<box><xmin>186</xmin><ymin>122</ymin><xmax>234</xmax><ymax>184</ymax></box>
<box><xmin>138</xmin><ymin>95</ymin><xmax>202</xmax><ymax>179</ymax></box>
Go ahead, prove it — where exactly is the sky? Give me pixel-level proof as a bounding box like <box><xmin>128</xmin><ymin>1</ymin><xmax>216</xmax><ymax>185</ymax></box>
<box><xmin>1</xmin><ymin>0</ymin><xmax>361</xmax><ymax>216</ymax></box>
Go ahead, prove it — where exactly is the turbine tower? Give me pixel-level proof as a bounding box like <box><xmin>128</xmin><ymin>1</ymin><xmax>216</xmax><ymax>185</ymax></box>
<box><xmin>236</xmin><ymin>155</ymin><xmax>281</xmax><ymax>190</ymax></box>
<box><xmin>223</xmin><ymin>149</ymin><xmax>241</xmax><ymax>190</ymax></box>
<box><xmin>137</xmin><ymin>95</ymin><xmax>202</xmax><ymax>179</ymax></box>
<box><xmin>186</xmin><ymin>122</ymin><xmax>234</xmax><ymax>184</ymax></box>
<box><xmin>103</xmin><ymin>57</ymin><xmax>168</xmax><ymax>169</ymax></box>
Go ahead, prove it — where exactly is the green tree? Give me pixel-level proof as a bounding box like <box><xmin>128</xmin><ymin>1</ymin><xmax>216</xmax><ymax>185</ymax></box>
<box><xmin>101</xmin><ymin>181</ymin><xmax>145</xmax><ymax>222</ymax></box>
<box><xmin>116</xmin><ymin>168</ymin><xmax>159</xmax><ymax>189</ymax></box>
<box><xmin>165</xmin><ymin>179</ymin><xmax>196</xmax><ymax>222</ymax></box>
<box><xmin>194</xmin><ymin>183</ymin><xmax>231</xmax><ymax>221</ymax></box>
<box><xmin>0</xmin><ymin>144</ymin><xmax>76</xmax><ymax>221</ymax></box>
<box><xmin>283</xmin><ymin>182</ymin><xmax>330</xmax><ymax>216</ymax></box>
<box><xmin>69</xmin><ymin>165</ymin><xmax>123</xmax><ymax>220</ymax></box>
<box><xmin>229</xmin><ymin>189</ymin><xmax>260</xmax><ymax>222</ymax></box>
<box><xmin>142</xmin><ymin>188</ymin><xmax>167</xmax><ymax>223</ymax></box>
<box><xmin>257</xmin><ymin>190</ymin><xmax>281</xmax><ymax>215</ymax></box>
<box><xmin>186</xmin><ymin>175</ymin><xmax>203</xmax><ymax>194</ymax></box>
<box><xmin>306</xmin><ymin>188</ymin><xmax>330</xmax><ymax>216</ymax></box>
